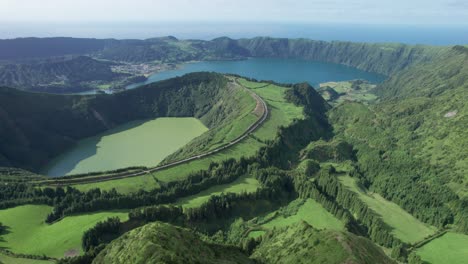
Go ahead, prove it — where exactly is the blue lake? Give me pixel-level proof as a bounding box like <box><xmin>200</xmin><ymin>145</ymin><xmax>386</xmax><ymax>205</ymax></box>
<box><xmin>127</xmin><ymin>58</ymin><xmax>387</xmax><ymax>89</ymax></box>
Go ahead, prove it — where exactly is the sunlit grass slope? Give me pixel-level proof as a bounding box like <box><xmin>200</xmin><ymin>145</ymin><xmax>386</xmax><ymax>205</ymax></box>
<box><xmin>260</xmin><ymin>199</ymin><xmax>344</xmax><ymax>231</ymax></box>
<box><xmin>416</xmin><ymin>232</ymin><xmax>468</xmax><ymax>264</ymax></box>
<box><xmin>339</xmin><ymin>175</ymin><xmax>437</xmax><ymax>243</ymax></box>
<box><xmin>0</xmin><ymin>205</ymin><xmax>128</xmax><ymax>258</ymax></box>
<box><xmin>176</xmin><ymin>174</ymin><xmax>261</xmax><ymax>208</ymax></box>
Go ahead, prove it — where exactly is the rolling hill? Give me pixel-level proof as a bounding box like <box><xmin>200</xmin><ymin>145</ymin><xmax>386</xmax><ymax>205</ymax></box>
<box><xmin>0</xmin><ymin>37</ymin><xmax>466</xmax><ymax>264</ymax></box>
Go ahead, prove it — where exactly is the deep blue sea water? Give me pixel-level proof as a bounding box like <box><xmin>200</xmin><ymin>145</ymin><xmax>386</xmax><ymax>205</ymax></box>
<box><xmin>127</xmin><ymin>58</ymin><xmax>386</xmax><ymax>90</ymax></box>
<box><xmin>2</xmin><ymin>22</ymin><xmax>467</xmax><ymax>45</ymax></box>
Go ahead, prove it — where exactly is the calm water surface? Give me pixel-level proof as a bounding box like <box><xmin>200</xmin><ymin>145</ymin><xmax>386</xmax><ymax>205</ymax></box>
<box><xmin>127</xmin><ymin>58</ymin><xmax>386</xmax><ymax>89</ymax></box>
<box><xmin>47</xmin><ymin>58</ymin><xmax>385</xmax><ymax>176</ymax></box>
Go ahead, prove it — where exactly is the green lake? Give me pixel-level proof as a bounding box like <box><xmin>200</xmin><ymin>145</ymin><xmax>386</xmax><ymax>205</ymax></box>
<box><xmin>43</xmin><ymin>118</ymin><xmax>208</xmax><ymax>177</ymax></box>
<box><xmin>49</xmin><ymin>58</ymin><xmax>385</xmax><ymax>176</ymax></box>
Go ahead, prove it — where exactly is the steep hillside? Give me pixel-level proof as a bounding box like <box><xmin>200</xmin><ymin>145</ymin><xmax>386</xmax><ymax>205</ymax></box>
<box><xmin>237</xmin><ymin>37</ymin><xmax>447</xmax><ymax>75</ymax></box>
<box><xmin>0</xmin><ymin>56</ymin><xmax>130</xmax><ymax>93</ymax></box>
<box><xmin>252</xmin><ymin>222</ymin><xmax>394</xmax><ymax>264</ymax></box>
<box><xmin>375</xmin><ymin>45</ymin><xmax>468</xmax><ymax>98</ymax></box>
<box><xmin>328</xmin><ymin>45</ymin><xmax>468</xmax><ymax>233</ymax></box>
<box><xmin>93</xmin><ymin>221</ymin><xmax>393</xmax><ymax>264</ymax></box>
<box><xmin>0</xmin><ymin>37</ymin><xmax>113</xmax><ymax>61</ymax></box>
<box><xmin>0</xmin><ymin>73</ymin><xmax>253</xmax><ymax>172</ymax></box>
<box><xmin>93</xmin><ymin>222</ymin><xmax>254</xmax><ymax>264</ymax></box>
<box><xmin>1</xmin><ymin>37</ymin><xmax>447</xmax><ymax>77</ymax></box>
<box><xmin>97</xmin><ymin>36</ymin><xmax>446</xmax><ymax>76</ymax></box>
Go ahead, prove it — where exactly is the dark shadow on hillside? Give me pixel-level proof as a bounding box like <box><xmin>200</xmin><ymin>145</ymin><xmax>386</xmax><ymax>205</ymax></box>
<box><xmin>44</xmin><ymin>119</ymin><xmax>151</xmax><ymax>177</ymax></box>
<box><xmin>0</xmin><ymin>225</ymin><xmax>11</xmax><ymax>245</ymax></box>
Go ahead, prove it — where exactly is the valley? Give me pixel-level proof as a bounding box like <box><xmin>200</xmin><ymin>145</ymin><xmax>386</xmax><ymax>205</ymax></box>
<box><xmin>0</xmin><ymin>37</ymin><xmax>467</xmax><ymax>264</ymax></box>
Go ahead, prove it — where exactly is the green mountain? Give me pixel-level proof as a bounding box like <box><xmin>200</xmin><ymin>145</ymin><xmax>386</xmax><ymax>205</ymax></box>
<box><xmin>0</xmin><ymin>37</ymin><xmax>112</xmax><ymax>61</ymax></box>
<box><xmin>1</xmin><ymin>36</ymin><xmax>448</xmax><ymax>75</ymax></box>
<box><xmin>252</xmin><ymin>222</ymin><xmax>394</xmax><ymax>264</ymax></box>
<box><xmin>328</xmin><ymin>45</ymin><xmax>468</xmax><ymax>232</ymax></box>
<box><xmin>0</xmin><ymin>37</ymin><xmax>467</xmax><ymax>264</ymax></box>
<box><xmin>93</xmin><ymin>222</ymin><xmax>254</xmax><ymax>264</ymax></box>
<box><xmin>0</xmin><ymin>56</ymin><xmax>130</xmax><ymax>93</ymax></box>
<box><xmin>93</xmin><ymin>221</ymin><xmax>393</xmax><ymax>264</ymax></box>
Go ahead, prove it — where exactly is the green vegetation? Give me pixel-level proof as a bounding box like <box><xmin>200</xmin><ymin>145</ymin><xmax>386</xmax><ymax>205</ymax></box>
<box><xmin>240</xmin><ymin>79</ymin><xmax>304</xmax><ymax>142</ymax></box>
<box><xmin>0</xmin><ymin>41</ymin><xmax>467</xmax><ymax>264</ymax></box>
<box><xmin>339</xmin><ymin>175</ymin><xmax>437</xmax><ymax>243</ymax></box>
<box><xmin>0</xmin><ymin>205</ymin><xmax>128</xmax><ymax>258</ymax></box>
<box><xmin>328</xmin><ymin>46</ymin><xmax>468</xmax><ymax>234</ymax></box>
<box><xmin>93</xmin><ymin>222</ymin><xmax>254</xmax><ymax>264</ymax></box>
<box><xmin>176</xmin><ymin>174</ymin><xmax>261</xmax><ymax>208</ymax></box>
<box><xmin>44</xmin><ymin>117</ymin><xmax>208</xmax><ymax>176</ymax></box>
<box><xmin>238</xmin><ymin>38</ymin><xmax>447</xmax><ymax>75</ymax></box>
<box><xmin>0</xmin><ymin>72</ymin><xmax>249</xmax><ymax>172</ymax></box>
<box><xmin>72</xmin><ymin>77</ymin><xmax>303</xmax><ymax>193</ymax></box>
<box><xmin>73</xmin><ymin>136</ymin><xmax>264</xmax><ymax>193</ymax></box>
<box><xmin>260</xmin><ymin>199</ymin><xmax>344</xmax><ymax>231</ymax></box>
<box><xmin>73</xmin><ymin>173</ymin><xmax>160</xmax><ymax>193</ymax></box>
<box><xmin>415</xmin><ymin>232</ymin><xmax>468</xmax><ymax>264</ymax></box>
<box><xmin>0</xmin><ymin>253</ymin><xmax>54</xmax><ymax>264</ymax></box>
<box><xmin>161</xmin><ymin>78</ymin><xmax>258</xmax><ymax>161</ymax></box>
<box><xmin>0</xmin><ymin>36</ymin><xmax>446</xmax><ymax>77</ymax></box>
<box><xmin>318</xmin><ymin>80</ymin><xmax>378</xmax><ymax>104</ymax></box>
<box><xmin>251</xmin><ymin>222</ymin><xmax>394</xmax><ymax>264</ymax></box>
<box><xmin>0</xmin><ymin>56</ymin><xmax>135</xmax><ymax>93</ymax></box>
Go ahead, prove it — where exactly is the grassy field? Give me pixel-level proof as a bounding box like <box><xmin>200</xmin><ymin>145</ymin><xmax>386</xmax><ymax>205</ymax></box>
<box><xmin>161</xmin><ymin>79</ymin><xmax>258</xmax><ymax>161</ymax></box>
<box><xmin>339</xmin><ymin>175</ymin><xmax>437</xmax><ymax>243</ymax></box>
<box><xmin>260</xmin><ymin>199</ymin><xmax>344</xmax><ymax>231</ymax></box>
<box><xmin>240</xmin><ymin>79</ymin><xmax>304</xmax><ymax>142</ymax></box>
<box><xmin>43</xmin><ymin>117</ymin><xmax>208</xmax><ymax>176</ymax></box>
<box><xmin>72</xmin><ymin>79</ymin><xmax>304</xmax><ymax>194</ymax></box>
<box><xmin>73</xmin><ymin>173</ymin><xmax>161</xmax><ymax>193</ymax></box>
<box><xmin>318</xmin><ymin>80</ymin><xmax>378</xmax><ymax>104</ymax></box>
<box><xmin>416</xmin><ymin>232</ymin><xmax>468</xmax><ymax>264</ymax></box>
<box><xmin>0</xmin><ymin>205</ymin><xmax>128</xmax><ymax>258</ymax></box>
<box><xmin>0</xmin><ymin>253</ymin><xmax>54</xmax><ymax>264</ymax></box>
<box><xmin>176</xmin><ymin>174</ymin><xmax>261</xmax><ymax>208</ymax></box>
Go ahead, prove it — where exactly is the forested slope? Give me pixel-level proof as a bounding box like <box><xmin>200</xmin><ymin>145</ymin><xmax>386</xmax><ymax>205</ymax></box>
<box><xmin>236</xmin><ymin>37</ymin><xmax>447</xmax><ymax>75</ymax></box>
<box><xmin>0</xmin><ymin>73</ymin><xmax>251</xmax><ymax>172</ymax></box>
<box><xmin>252</xmin><ymin>222</ymin><xmax>394</xmax><ymax>264</ymax></box>
<box><xmin>0</xmin><ymin>37</ymin><xmax>112</xmax><ymax>61</ymax></box>
<box><xmin>0</xmin><ymin>56</ymin><xmax>128</xmax><ymax>93</ymax></box>
<box><xmin>93</xmin><ymin>222</ymin><xmax>254</xmax><ymax>264</ymax></box>
<box><xmin>1</xmin><ymin>36</ymin><xmax>448</xmax><ymax>76</ymax></box>
<box><xmin>328</xmin><ymin>45</ymin><xmax>468</xmax><ymax>233</ymax></box>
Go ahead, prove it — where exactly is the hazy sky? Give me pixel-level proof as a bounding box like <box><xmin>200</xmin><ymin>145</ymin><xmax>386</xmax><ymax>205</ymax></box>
<box><xmin>0</xmin><ymin>0</ymin><xmax>467</xmax><ymax>25</ymax></box>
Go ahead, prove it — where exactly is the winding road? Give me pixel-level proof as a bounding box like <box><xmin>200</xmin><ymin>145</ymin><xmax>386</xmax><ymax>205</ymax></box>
<box><xmin>42</xmin><ymin>78</ymin><xmax>268</xmax><ymax>186</ymax></box>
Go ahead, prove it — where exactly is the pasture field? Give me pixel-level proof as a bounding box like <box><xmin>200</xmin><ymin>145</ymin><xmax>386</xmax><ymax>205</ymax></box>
<box><xmin>43</xmin><ymin>117</ymin><xmax>208</xmax><ymax>176</ymax></box>
<box><xmin>415</xmin><ymin>232</ymin><xmax>468</xmax><ymax>264</ymax></box>
<box><xmin>0</xmin><ymin>205</ymin><xmax>128</xmax><ymax>258</ymax></box>
<box><xmin>261</xmin><ymin>199</ymin><xmax>344</xmax><ymax>231</ymax></box>
<box><xmin>73</xmin><ymin>173</ymin><xmax>161</xmax><ymax>193</ymax></box>
<box><xmin>176</xmin><ymin>174</ymin><xmax>261</xmax><ymax>208</ymax></box>
<box><xmin>73</xmin><ymin>80</ymin><xmax>304</xmax><ymax>194</ymax></box>
<box><xmin>240</xmin><ymin>79</ymin><xmax>304</xmax><ymax>142</ymax></box>
<box><xmin>339</xmin><ymin>175</ymin><xmax>437</xmax><ymax>243</ymax></box>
